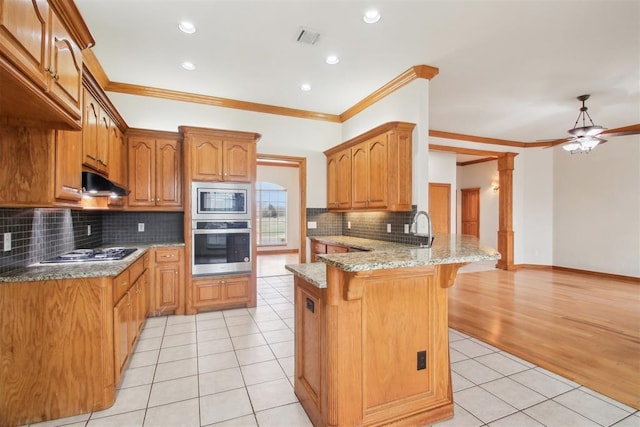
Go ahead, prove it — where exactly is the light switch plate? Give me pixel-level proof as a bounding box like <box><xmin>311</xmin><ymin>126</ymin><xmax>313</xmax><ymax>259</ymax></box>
<box><xmin>347</xmin><ymin>221</ymin><xmax>351</xmax><ymax>229</ymax></box>
<box><xmin>404</xmin><ymin>224</ymin><xmax>410</xmax><ymax>234</ymax></box>
<box><xmin>307</xmin><ymin>221</ymin><xmax>317</xmax><ymax>229</ymax></box>
<box><xmin>87</xmin><ymin>225</ymin><xmax>91</xmax><ymax>236</ymax></box>
<box><xmin>387</xmin><ymin>224</ymin><xmax>392</xmax><ymax>233</ymax></box>
<box><xmin>138</xmin><ymin>223</ymin><xmax>145</xmax><ymax>232</ymax></box>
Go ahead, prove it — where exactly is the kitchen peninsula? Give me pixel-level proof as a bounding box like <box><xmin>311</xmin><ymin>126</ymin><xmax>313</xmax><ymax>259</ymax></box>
<box><xmin>287</xmin><ymin>234</ymin><xmax>499</xmax><ymax>427</ymax></box>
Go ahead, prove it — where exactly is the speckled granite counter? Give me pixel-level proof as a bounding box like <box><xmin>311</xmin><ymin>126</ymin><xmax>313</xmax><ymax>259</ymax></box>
<box><xmin>310</xmin><ymin>235</ymin><xmax>412</xmax><ymax>251</ymax></box>
<box><xmin>286</xmin><ymin>234</ymin><xmax>499</xmax><ymax>287</ymax></box>
<box><xmin>0</xmin><ymin>242</ymin><xmax>185</xmax><ymax>283</ymax></box>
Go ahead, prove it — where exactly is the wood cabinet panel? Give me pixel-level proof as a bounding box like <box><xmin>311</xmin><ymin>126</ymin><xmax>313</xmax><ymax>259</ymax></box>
<box><xmin>223</xmin><ymin>140</ymin><xmax>255</xmax><ymax>182</ymax></box>
<box><xmin>295</xmin><ymin>280</ymin><xmax>323</xmax><ymax>411</ymax></box>
<box><xmin>82</xmin><ymin>88</ymin><xmax>100</xmax><ymax>169</ymax></box>
<box><xmin>113</xmin><ymin>291</ymin><xmax>130</xmax><ymax>385</ymax></box>
<box><xmin>324</xmin><ymin>122</ymin><xmax>414</xmax><ymax>212</ymax></box>
<box><xmin>54</xmin><ymin>128</ymin><xmax>82</xmax><ymax>201</ymax></box>
<box><xmin>191</xmin><ymin>138</ymin><xmax>223</xmax><ymax>180</ymax></box>
<box><xmin>192</xmin><ymin>275</ymin><xmax>250</xmax><ymax>310</ymax></box>
<box><xmin>127</xmin><ymin>131</ymin><xmax>182</xmax><ymax>210</ymax></box>
<box><xmin>150</xmin><ymin>246</ymin><xmax>184</xmax><ymax>316</ymax></box>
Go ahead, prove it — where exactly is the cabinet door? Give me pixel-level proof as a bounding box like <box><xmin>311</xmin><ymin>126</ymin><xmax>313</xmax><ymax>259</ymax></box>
<box><xmin>113</xmin><ymin>292</ymin><xmax>131</xmax><ymax>385</ymax></box>
<box><xmin>351</xmin><ymin>143</ymin><xmax>369</xmax><ymax>209</ymax></box>
<box><xmin>154</xmin><ymin>263</ymin><xmax>180</xmax><ymax>313</ymax></box>
<box><xmin>191</xmin><ymin>137</ymin><xmax>223</xmax><ymax>181</ymax></box>
<box><xmin>222</xmin><ymin>276</ymin><xmax>249</xmax><ymax>304</ymax></box>
<box><xmin>192</xmin><ymin>279</ymin><xmax>222</xmax><ymax>308</ymax></box>
<box><xmin>326</xmin><ymin>244</ymin><xmax>348</xmax><ymax>254</ymax></box>
<box><xmin>47</xmin><ymin>10</ymin><xmax>82</xmax><ymax>119</ymax></box>
<box><xmin>156</xmin><ymin>139</ymin><xmax>182</xmax><ymax>207</ymax></box>
<box><xmin>54</xmin><ymin>128</ymin><xmax>82</xmax><ymax>202</ymax></box>
<box><xmin>367</xmin><ymin>137</ymin><xmax>388</xmax><ymax>209</ymax></box>
<box><xmin>326</xmin><ymin>154</ymin><xmax>338</xmax><ymax>209</ymax></box>
<box><xmin>0</xmin><ymin>0</ymin><xmax>49</xmax><ymax>90</ymax></box>
<box><xmin>336</xmin><ymin>150</ymin><xmax>352</xmax><ymax>209</ymax></box>
<box><xmin>82</xmin><ymin>89</ymin><xmax>100</xmax><ymax>170</ymax></box>
<box><xmin>96</xmin><ymin>109</ymin><xmax>110</xmax><ymax>173</ymax></box>
<box><xmin>223</xmin><ymin>140</ymin><xmax>254</xmax><ymax>182</ymax></box>
<box><xmin>108</xmin><ymin>122</ymin><xmax>126</xmax><ymax>187</ymax></box>
<box><xmin>128</xmin><ymin>137</ymin><xmax>155</xmax><ymax>207</ymax></box>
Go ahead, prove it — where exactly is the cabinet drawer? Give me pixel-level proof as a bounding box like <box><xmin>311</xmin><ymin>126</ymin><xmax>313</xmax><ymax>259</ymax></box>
<box><xmin>128</xmin><ymin>256</ymin><xmax>145</xmax><ymax>283</ymax></box>
<box><xmin>327</xmin><ymin>244</ymin><xmax>348</xmax><ymax>254</ymax></box>
<box><xmin>113</xmin><ymin>270</ymin><xmax>130</xmax><ymax>303</ymax></box>
<box><xmin>155</xmin><ymin>247</ymin><xmax>182</xmax><ymax>263</ymax></box>
<box><xmin>311</xmin><ymin>241</ymin><xmax>326</xmax><ymax>254</ymax></box>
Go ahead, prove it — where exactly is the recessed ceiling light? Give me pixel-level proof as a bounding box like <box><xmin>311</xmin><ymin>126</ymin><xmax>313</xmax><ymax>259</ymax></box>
<box><xmin>178</xmin><ymin>21</ymin><xmax>196</xmax><ymax>34</ymax></box>
<box><xmin>181</xmin><ymin>61</ymin><xmax>196</xmax><ymax>71</ymax></box>
<box><xmin>326</xmin><ymin>55</ymin><xmax>339</xmax><ymax>65</ymax></box>
<box><xmin>363</xmin><ymin>9</ymin><xmax>381</xmax><ymax>24</ymax></box>
<box><xmin>300</xmin><ymin>83</ymin><xmax>311</xmax><ymax>92</ymax></box>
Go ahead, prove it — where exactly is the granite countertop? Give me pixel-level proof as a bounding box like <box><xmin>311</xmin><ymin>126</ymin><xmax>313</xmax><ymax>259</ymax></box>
<box><xmin>0</xmin><ymin>242</ymin><xmax>184</xmax><ymax>283</ymax></box>
<box><xmin>287</xmin><ymin>235</ymin><xmax>500</xmax><ymax>287</ymax></box>
<box><xmin>310</xmin><ymin>235</ymin><xmax>411</xmax><ymax>251</ymax></box>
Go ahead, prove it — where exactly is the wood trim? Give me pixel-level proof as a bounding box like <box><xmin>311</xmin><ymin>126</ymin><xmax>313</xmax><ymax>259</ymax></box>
<box><xmin>551</xmin><ymin>266</ymin><xmax>640</xmax><ymax>283</ymax></box>
<box><xmin>256</xmin><ymin>248</ymin><xmax>299</xmax><ymax>255</ymax></box>
<box><xmin>107</xmin><ymin>82</ymin><xmax>341</xmax><ymax>123</ymax></box>
<box><xmin>339</xmin><ymin>65</ymin><xmax>438</xmax><ymax>122</ymax></box>
<box><xmin>496</xmin><ymin>153</ymin><xmax>517</xmax><ymax>270</ymax></box>
<box><xmin>48</xmin><ymin>0</ymin><xmax>95</xmax><ymax>49</ymax></box>
<box><xmin>82</xmin><ymin>49</ymin><xmax>110</xmax><ymax>89</ymax></box>
<box><xmin>324</xmin><ymin>121</ymin><xmax>416</xmax><ymax>156</ymax></box>
<box><xmin>82</xmin><ymin>67</ymin><xmax>129</xmax><ymax>131</ymax></box>
<box><xmin>257</xmin><ymin>159</ymin><xmax>299</xmax><ymax>168</ymax></box>
<box><xmin>430</xmin><ymin>129</ymin><xmax>527</xmax><ymax>147</ymax></box>
<box><xmin>178</xmin><ymin>125</ymin><xmax>261</xmax><ymax>141</ymax></box>
<box><xmin>429</xmin><ymin>144</ymin><xmax>504</xmax><ymax>158</ymax></box>
<box><xmin>456</xmin><ymin>157</ymin><xmax>498</xmax><ymax>167</ymax></box>
<box><xmin>126</xmin><ymin>127</ymin><xmax>180</xmax><ymax>140</ymax></box>
<box><xmin>257</xmin><ymin>153</ymin><xmax>307</xmax><ymax>263</ymax></box>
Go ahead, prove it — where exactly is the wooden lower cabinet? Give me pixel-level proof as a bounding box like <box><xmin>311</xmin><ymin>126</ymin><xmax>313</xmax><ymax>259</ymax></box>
<box><xmin>149</xmin><ymin>246</ymin><xmax>184</xmax><ymax>316</ymax></box>
<box><xmin>310</xmin><ymin>239</ymin><xmax>348</xmax><ymax>262</ymax></box>
<box><xmin>192</xmin><ymin>275</ymin><xmax>250</xmax><ymax>311</ymax></box>
<box><xmin>294</xmin><ymin>263</ymin><xmax>464</xmax><ymax>426</ymax></box>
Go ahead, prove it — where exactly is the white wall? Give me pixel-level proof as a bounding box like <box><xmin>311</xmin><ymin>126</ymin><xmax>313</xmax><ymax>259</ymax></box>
<box><xmin>256</xmin><ymin>165</ymin><xmax>300</xmax><ymax>252</ymax></box>
<box><xmin>108</xmin><ymin>92</ymin><xmax>341</xmax><ymax>208</ymax></box>
<box><xmin>553</xmin><ymin>135</ymin><xmax>640</xmax><ymax>277</ymax></box>
<box><xmin>456</xmin><ymin>160</ymin><xmax>499</xmax><ymax>248</ymax></box>
<box><xmin>428</xmin><ymin>151</ymin><xmax>457</xmax><ymax>232</ymax></box>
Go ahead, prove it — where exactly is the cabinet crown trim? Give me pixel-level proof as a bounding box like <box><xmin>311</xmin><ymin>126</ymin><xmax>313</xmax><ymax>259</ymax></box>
<box><xmin>324</xmin><ymin>121</ymin><xmax>415</xmax><ymax>156</ymax></box>
<box><xmin>179</xmin><ymin>126</ymin><xmax>261</xmax><ymax>142</ymax></box>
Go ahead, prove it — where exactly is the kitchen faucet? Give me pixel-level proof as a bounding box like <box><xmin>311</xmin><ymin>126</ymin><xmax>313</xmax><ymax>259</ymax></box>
<box><xmin>410</xmin><ymin>210</ymin><xmax>435</xmax><ymax>248</ymax></box>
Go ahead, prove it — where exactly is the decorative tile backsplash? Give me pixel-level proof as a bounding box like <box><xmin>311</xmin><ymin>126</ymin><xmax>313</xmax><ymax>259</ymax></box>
<box><xmin>307</xmin><ymin>207</ymin><xmax>433</xmax><ymax>246</ymax></box>
<box><xmin>0</xmin><ymin>208</ymin><xmax>184</xmax><ymax>274</ymax></box>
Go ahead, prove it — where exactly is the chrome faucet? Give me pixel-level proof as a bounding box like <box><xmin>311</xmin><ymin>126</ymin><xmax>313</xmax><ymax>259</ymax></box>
<box><xmin>410</xmin><ymin>210</ymin><xmax>435</xmax><ymax>248</ymax></box>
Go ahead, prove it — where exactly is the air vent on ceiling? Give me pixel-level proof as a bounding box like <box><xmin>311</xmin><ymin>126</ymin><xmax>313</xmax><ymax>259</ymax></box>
<box><xmin>296</xmin><ymin>27</ymin><xmax>320</xmax><ymax>45</ymax></box>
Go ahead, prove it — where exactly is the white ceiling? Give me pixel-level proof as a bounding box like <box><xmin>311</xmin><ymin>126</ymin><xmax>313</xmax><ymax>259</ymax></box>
<box><xmin>75</xmin><ymin>0</ymin><xmax>639</xmax><ymax>143</ymax></box>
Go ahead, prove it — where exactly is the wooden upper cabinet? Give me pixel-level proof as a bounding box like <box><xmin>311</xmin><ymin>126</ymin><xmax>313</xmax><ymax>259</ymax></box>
<box><xmin>324</xmin><ymin>121</ymin><xmax>414</xmax><ymax>212</ymax></box>
<box><xmin>54</xmin><ymin>127</ymin><xmax>82</xmax><ymax>202</ymax></box>
<box><xmin>127</xmin><ymin>129</ymin><xmax>182</xmax><ymax>210</ymax></box>
<box><xmin>0</xmin><ymin>0</ymin><xmax>49</xmax><ymax>90</ymax></box>
<box><xmin>180</xmin><ymin>126</ymin><xmax>260</xmax><ymax>183</ymax></box>
<box><xmin>191</xmin><ymin>138</ymin><xmax>223</xmax><ymax>181</ymax></box>
<box><xmin>108</xmin><ymin>121</ymin><xmax>126</xmax><ymax>187</ymax></box>
<box><xmin>0</xmin><ymin>0</ymin><xmax>94</xmax><ymax>129</ymax></box>
<box><xmin>81</xmin><ymin>88</ymin><xmax>100</xmax><ymax>169</ymax></box>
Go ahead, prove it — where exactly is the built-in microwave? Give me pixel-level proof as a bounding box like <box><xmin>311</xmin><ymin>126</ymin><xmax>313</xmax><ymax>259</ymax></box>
<box><xmin>192</xmin><ymin>181</ymin><xmax>252</xmax><ymax>220</ymax></box>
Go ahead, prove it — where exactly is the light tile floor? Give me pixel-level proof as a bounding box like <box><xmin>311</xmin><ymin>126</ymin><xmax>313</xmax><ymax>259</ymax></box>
<box><xmin>30</xmin><ymin>274</ymin><xmax>639</xmax><ymax>427</ymax></box>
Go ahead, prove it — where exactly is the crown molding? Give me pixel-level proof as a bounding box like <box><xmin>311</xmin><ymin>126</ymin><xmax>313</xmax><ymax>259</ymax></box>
<box><xmin>339</xmin><ymin>65</ymin><xmax>439</xmax><ymax>122</ymax></box>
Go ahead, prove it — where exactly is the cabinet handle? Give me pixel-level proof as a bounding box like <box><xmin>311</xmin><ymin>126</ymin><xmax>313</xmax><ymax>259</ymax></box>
<box><xmin>162</xmin><ymin>254</ymin><xmax>174</xmax><ymax>258</ymax></box>
<box><xmin>87</xmin><ymin>154</ymin><xmax>97</xmax><ymax>161</ymax></box>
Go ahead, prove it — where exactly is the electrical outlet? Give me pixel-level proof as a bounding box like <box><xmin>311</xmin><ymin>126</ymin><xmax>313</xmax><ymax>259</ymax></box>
<box><xmin>387</xmin><ymin>223</ymin><xmax>392</xmax><ymax>233</ymax></box>
<box><xmin>347</xmin><ymin>221</ymin><xmax>351</xmax><ymax>229</ymax></box>
<box><xmin>307</xmin><ymin>221</ymin><xmax>317</xmax><ymax>229</ymax></box>
<box><xmin>404</xmin><ymin>224</ymin><xmax>410</xmax><ymax>234</ymax></box>
<box><xmin>87</xmin><ymin>225</ymin><xmax>91</xmax><ymax>236</ymax></box>
<box><xmin>3</xmin><ymin>232</ymin><xmax>11</xmax><ymax>252</ymax></box>
<box><xmin>417</xmin><ymin>350</ymin><xmax>427</xmax><ymax>370</ymax></box>
<box><xmin>138</xmin><ymin>223</ymin><xmax>145</xmax><ymax>232</ymax></box>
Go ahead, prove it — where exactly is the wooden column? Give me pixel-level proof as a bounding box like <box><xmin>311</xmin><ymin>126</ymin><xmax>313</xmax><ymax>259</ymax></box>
<box><xmin>496</xmin><ymin>152</ymin><xmax>517</xmax><ymax>270</ymax></box>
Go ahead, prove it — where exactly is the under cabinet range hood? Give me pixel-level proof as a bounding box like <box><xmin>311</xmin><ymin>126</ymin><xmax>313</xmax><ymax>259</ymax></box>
<box><xmin>82</xmin><ymin>171</ymin><xmax>129</xmax><ymax>197</ymax></box>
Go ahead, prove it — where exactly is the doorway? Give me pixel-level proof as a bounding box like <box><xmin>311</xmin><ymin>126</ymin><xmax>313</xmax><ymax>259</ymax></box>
<box><xmin>461</xmin><ymin>188</ymin><xmax>480</xmax><ymax>238</ymax></box>
<box><xmin>256</xmin><ymin>154</ymin><xmax>307</xmax><ymax>277</ymax></box>
<box><xmin>429</xmin><ymin>183</ymin><xmax>451</xmax><ymax>234</ymax></box>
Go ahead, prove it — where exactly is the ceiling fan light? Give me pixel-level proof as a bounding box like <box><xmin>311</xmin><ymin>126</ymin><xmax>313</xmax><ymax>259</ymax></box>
<box><xmin>563</xmin><ymin>141</ymin><xmax>581</xmax><ymax>152</ymax></box>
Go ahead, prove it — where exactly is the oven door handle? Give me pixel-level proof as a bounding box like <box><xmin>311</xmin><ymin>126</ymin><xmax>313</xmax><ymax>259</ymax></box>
<box><xmin>193</xmin><ymin>229</ymin><xmax>251</xmax><ymax>235</ymax></box>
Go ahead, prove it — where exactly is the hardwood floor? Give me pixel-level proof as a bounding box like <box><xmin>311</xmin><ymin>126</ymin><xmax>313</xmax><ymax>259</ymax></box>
<box><xmin>449</xmin><ymin>267</ymin><xmax>640</xmax><ymax>410</ymax></box>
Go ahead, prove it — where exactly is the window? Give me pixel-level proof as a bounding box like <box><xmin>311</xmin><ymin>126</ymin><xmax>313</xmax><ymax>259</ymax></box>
<box><xmin>256</xmin><ymin>182</ymin><xmax>287</xmax><ymax>246</ymax></box>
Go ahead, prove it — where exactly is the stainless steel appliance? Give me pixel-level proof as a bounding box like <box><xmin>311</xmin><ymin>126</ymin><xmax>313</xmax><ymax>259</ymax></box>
<box><xmin>192</xmin><ymin>181</ymin><xmax>251</xmax><ymax>220</ymax></box>
<box><xmin>192</xmin><ymin>220</ymin><xmax>251</xmax><ymax>275</ymax></box>
<box><xmin>41</xmin><ymin>247</ymin><xmax>137</xmax><ymax>263</ymax></box>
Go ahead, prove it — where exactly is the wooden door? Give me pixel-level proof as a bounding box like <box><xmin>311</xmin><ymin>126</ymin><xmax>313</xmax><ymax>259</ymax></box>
<box><xmin>113</xmin><ymin>292</ymin><xmax>130</xmax><ymax>384</ymax></box>
<box><xmin>82</xmin><ymin>89</ymin><xmax>99</xmax><ymax>170</ymax></box>
<box><xmin>156</xmin><ymin>138</ymin><xmax>182</xmax><ymax>207</ymax></box>
<box><xmin>54</xmin><ymin>128</ymin><xmax>82</xmax><ymax>202</ymax></box>
<box><xmin>429</xmin><ymin>183</ymin><xmax>451</xmax><ymax>234</ymax></box>
<box><xmin>367</xmin><ymin>137</ymin><xmax>388</xmax><ymax>209</ymax></box>
<box><xmin>191</xmin><ymin>137</ymin><xmax>223</xmax><ymax>181</ymax></box>
<box><xmin>155</xmin><ymin>263</ymin><xmax>180</xmax><ymax>312</ymax></box>
<box><xmin>336</xmin><ymin>150</ymin><xmax>352</xmax><ymax>209</ymax></box>
<box><xmin>223</xmin><ymin>140</ymin><xmax>254</xmax><ymax>182</ymax></box>
<box><xmin>128</xmin><ymin>137</ymin><xmax>155</xmax><ymax>206</ymax></box>
<box><xmin>461</xmin><ymin>188</ymin><xmax>480</xmax><ymax>238</ymax></box>
<box><xmin>351</xmin><ymin>143</ymin><xmax>368</xmax><ymax>208</ymax></box>
<box><xmin>108</xmin><ymin>123</ymin><xmax>126</xmax><ymax>187</ymax></box>
<box><xmin>96</xmin><ymin>109</ymin><xmax>110</xmax><ymax>173</ymax></box>
<box><xmin>326</xmin><ymin>154</ymin><xmax>338</xmax><ymax>209</ymax></box>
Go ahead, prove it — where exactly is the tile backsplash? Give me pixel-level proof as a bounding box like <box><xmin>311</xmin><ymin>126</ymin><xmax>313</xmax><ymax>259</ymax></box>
<box><xmin>0</xmin><ymin>208</ymin><xmax>184</xmax><ymax>274</ymax></box>
<box><xmin>307</xmin><ymin>206</ymin><xmax>433</xmax><ymax>246</ymax></box>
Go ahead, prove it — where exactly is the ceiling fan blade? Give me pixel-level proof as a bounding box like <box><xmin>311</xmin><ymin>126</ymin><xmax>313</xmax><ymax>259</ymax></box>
<box><xmin>603</xmin><ymin>123</ymin><xmax>640</xmax><ymax>137</ymax></box>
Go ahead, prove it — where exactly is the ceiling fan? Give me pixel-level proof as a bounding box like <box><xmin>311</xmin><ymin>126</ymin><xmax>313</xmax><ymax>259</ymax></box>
<box><xmin>543</xmin><ymin>94</ymin><xmax>640</xmax><ymax>154</ymax></box>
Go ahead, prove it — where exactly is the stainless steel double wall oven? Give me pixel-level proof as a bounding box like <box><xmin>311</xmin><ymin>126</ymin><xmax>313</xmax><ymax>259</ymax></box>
<box><xmin>191</xmin><ymin>182</ymin><xmax>252</xmax><ymax>276</ymax></box>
